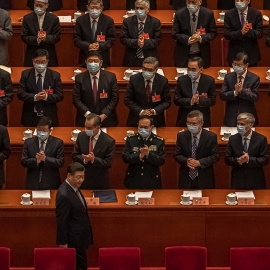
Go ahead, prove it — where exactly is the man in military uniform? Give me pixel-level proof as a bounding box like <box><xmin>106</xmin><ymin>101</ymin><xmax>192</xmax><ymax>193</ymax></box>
<box><xmin>122</xmin><ymin>115</ymin><xmax>165</xmax><ymax>189</ymax></box>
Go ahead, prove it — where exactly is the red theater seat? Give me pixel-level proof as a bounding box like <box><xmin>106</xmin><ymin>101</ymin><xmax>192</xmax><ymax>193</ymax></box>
<box><xmin>99</xmin><ymin>247</ymin><xmax>141</xmax><ymax>270</ymax></box>
<box><xmin>0</xmin><ymin>247</ymin><xmax>10</xmax><ymax>270</ymax></box>
<box><xmin>34</xmin><ymin>248</ymin><xmax>76</xmax><ymax>270</ymax></box>
<box><xmin>230</xmin><ymin>247</ymin><xmax>270</xmax><ymax>270</ymax></box>
<box><xmin>165</xmin><ymin>246</ymin><xmax>207</xmax><ymax>270</ymax></box>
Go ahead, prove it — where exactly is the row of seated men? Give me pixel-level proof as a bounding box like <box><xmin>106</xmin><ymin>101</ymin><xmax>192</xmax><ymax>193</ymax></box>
<box><xmin>0</xmin><ymin>49</ymin><xmax>263</xmax><ymax>128</ymax></box>
<box><xmin>1</xmin><ymin>0</ymin><xmax>270</xmax><ymax>68</ymax></box>
<box><xmin>0</xmin><ymin>110</ymin><xmax>268</xmax><ymax>192</ymax></box>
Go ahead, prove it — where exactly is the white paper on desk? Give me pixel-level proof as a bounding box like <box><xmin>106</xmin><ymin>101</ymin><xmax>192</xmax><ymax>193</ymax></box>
<box><xmin>176</xmin><ymin>68</ymin><xmax>188</xmax><ymax>75</ymax></box>
<box><xmin>130</xmin><ymin>69</ymin><xmax>164</xmax><ymax>77</ymax></box>
<box><xmin>152</xmin><ymin>127</ymin><xmax>157</xmax><ymax>135</ymax></box>
<box><xmin>183</xmin><ymin>190</ymin><xmax>202</xmax><ymax>200</ymax></box>
<box><xmin>101</xmin><ymin>127</ymin><xmax>107</xmax><ymax>133</ymax></box>
<box><xmin>203</xmin><ymin>128</ymin><xmax>209</xmax><ymax>131</ymax></box>
<box><xmin>220</xmin><ymin>127</ymin><xmax>255</xmax><ymax>135</ymax></box>
<box><xmin>0</xmin><ymin>65</ymin><xmax>11</xmax><ymax>74</ymax></box>
<box><xmin>135</xmin><ymin>191</ymin><xmax>153</xmax><ymax>201</ymax></box>
<box><xmin>33</xmin><ymin>127</ymin><xmax>53</xmax><ymax>136</ymax></box>
<box><xmin>58</xmin><ymin>16</ymin><xmax>72</xmax><ymax>23</ymax></box>
<box><xmin>235</xmin><ymin>191</ymin><xmax>255</xmax><ymax>199</ymax></box>
<box><xmin>32</xmin><ymin>190</ymin><xmax>51</xmax><ymax>199</ymax></box>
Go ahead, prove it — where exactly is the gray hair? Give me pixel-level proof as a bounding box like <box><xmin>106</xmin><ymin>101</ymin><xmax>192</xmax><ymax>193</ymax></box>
<box><xmin>189</xmin><ymin>56</ymin><xmax>204</xmax><ymax>69</ymax></box>
<box><xmin>135</xmin><ymin>0</ymin><xmax>150</xmax><ymax>9</ymax></box>
<box><xmin>143</xmin><ymin>57</ymin><xmax>159</xmax><ymax>70</ymax></box>
<box><xmin>88</xmin><ymin>0</ymin><xmax>103</xmax><ymax>6</ymax></box>
<box><xmin>237</xmin><ymin>113</ymin><xmax>255</xmax><ymax>126</ymax></box>
<box><xmin>86</xmin><ymin>113</ymin><xmax>101</xmax><ymax>126</ymax></box>
<box><xmin>187</xmin><ymin>110</ymin><xmax>204</xmax><ymax>122</ymax></box>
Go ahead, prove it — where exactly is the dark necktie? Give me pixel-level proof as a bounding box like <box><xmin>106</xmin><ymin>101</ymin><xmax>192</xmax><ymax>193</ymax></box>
<box><xmin>243</xmin><ymin>138</ymin><xmax>248</xmax><ymax>153</ymax></box>
<box><xmin>36</xmin><ymin>73</ymin><xmax>43</xmax><ymax>115</ymax></box>
<box><xmin>238</xmin><ymin>75</ymin><xmax>243</xmax><ymax>84</ymax></box>
<box><xmin>240</xmin><ymin>12</ymin><xmax>245</xmax><ymax>26</ymax></box>
<box><xmin>92</xmin><ymin>19</ymin><xmax>97</xmax><ymax>39</ymax></box>
<box><xmin>136</xmin><ymin>22</ymin><xmax>144</xmax><ymax>58</ymax></box>
<box><xmin>92</xmin><ymin>76</ymin><xmax>98</xmax><ymax>103</ymax></box>
<box><xmin>189</xmin><ymin>136</ymin><xmax>198</xmax><ymax>180</ymax></box>
<box><xmin>145</xmin><ymin>80</ymin><xmax>151</xmax><ymax>100</ymax></box>
<box><xmin>39</xmin><ymin>141</ymin><xmax>45</xmax><ymax>183</ymax></box>
<box><xmin>89</xmin><ymin>136</ymin><xmax>94</xmax><ymax>153</ymax></box>
<box><xmin>76</xmin><ymin>189</ymin><xmax>86</xmax><ymax>208</ymax></box>
<box><xmin>192</xmin><ymin>13</ymin><xmax>196</xmax><ymax>22</ymax></box>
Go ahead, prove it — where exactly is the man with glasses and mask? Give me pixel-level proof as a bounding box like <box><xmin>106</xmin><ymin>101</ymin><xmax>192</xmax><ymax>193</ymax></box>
<box><xmin>220</xmin><ymin>52</ymin><xmax>259</xmax><ymax>127</ymax></box>
<box><xmin>172</xmin><ymin>0</ymin><xmax>216</xmax><ymax>68</ymax></box>
<box><xmin>21</xmin><ymin>0</ymin><xmax>60</xmax><ymax>67</ymax></box>
<box><xmin>21</xmin><ymin>116</ymin><xmax>64</xmax><ymax>190</ymax></box>
<box><xmin>174</xmin><ymin>110</ymin><xmax>219</xmax><ymax>189</ymax></box>
<box><xmin>72</xmin><ymin>113</ymin><xmax>115</xmax><ymax>189</ymax></box>
<box><xmin>17</xmin><ymin>49</ymin><xmax>63</xmax><ymax>127</ymax></box>
<box><xmin>224</xmin><ymin>0</ymin><xmax>262</xmax><ymax>67</ymax></box>
<box><xmin>125</xmin><ymin>57</ymin><xmax>171</xmax><ymax>127</ymax></box>
<box><xmin>77</xmin><ymin>0</ymin><xmax>110</xmax><ymax>11</ymax></box>
<box><xmin>225</xmin><ymin>113</ymin><xmax>269</xmax><ymax>189</ymax></box>
<box><xmin>120</xmin><ymin>0</ymin><xmax>161</xmax><ymax>67</ymax></box>
<box><xmin>122</xmin><ymin>115</ymin><xmax>165</xmax><ymax>189</ymax></box>
<box><xmin>74</xmin><ymin>0</ymin><xmax>115</xmax><ymax>68</ymax></box>
<box><xmin>174</xmin><ymin>56</ymin><xmax>216</xmax><ymax>127</ymax></box>
<box><xmin>73</xmin><ymin>51</ymin><xmax>119</xmax><ymax>127</ymax></box>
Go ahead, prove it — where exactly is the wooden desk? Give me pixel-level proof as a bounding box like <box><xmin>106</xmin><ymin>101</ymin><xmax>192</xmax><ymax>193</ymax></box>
<box><xmin>5</xmin><ymin>127</ymin><xmax>270</xmax><ymax>191</ymax></box>
<box><xmin>1</xmin><ymin>189</ymin><xmax>270</xmax><ymax>268</ymax></box>
<box><xmin>7</xmin><ymin>10</ymin><xmax>270</xmax><ymax>67</ymax></box>
<box><xmin>7</xmin><ymin>66</ymin><xmax>270</xmax><ymax>128</ymax></box>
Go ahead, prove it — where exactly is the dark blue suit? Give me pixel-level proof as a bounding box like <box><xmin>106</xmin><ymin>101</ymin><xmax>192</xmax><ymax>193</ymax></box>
<box><xmin>220</xmin><ymin>71</ymin><xmax>259</xmax><ymax>127</ymax></box>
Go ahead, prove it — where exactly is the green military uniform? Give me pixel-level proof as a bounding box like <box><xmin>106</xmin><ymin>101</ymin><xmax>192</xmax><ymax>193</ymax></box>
<box><xmin>122</xmin><ymin>132</ymin><xmax>165</xmax><ymax>189</ymax></box>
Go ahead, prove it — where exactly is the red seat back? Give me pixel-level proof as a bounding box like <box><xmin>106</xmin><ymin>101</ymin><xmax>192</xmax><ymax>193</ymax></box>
<box><xmin>0</xmin><ymin>247</ymin><xmax>10</xmax><ymax>270</ymax></box>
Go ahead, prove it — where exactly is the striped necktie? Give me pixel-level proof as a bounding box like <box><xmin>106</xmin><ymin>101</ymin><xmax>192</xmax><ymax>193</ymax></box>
<box><xmin>136</xmin><ymin>22</ymin><xmax>144</xmax><ymax>58</ymax></box>
<box><xmin>189</xmin><ymin>136</ymin><xmax>198</xmax><ymax>180</ymax></box>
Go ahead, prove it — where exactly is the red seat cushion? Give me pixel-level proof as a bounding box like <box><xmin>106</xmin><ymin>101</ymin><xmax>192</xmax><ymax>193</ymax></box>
<box><xmin>0</xmin><ymin>247</ymin><xmax>10</xmax><ymax>270</ymax></box>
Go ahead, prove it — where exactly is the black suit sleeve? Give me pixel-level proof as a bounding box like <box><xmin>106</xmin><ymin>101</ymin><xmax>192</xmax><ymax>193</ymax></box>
<box><xmin>43</xmin><ymin>16</ymin><xmax>61</xmax><ymax>45</ymax></box>
<box><xmin>0</xmin><ymin>127</ymin><xmax>10</xmax><ymax>163</ymax></box>
<box><xmin>225</xmin><ymin>138</ymin><xmax>242</xmax><ymax>167</ymax></box>
<box><xmin>101</xmin><ymin>74</ymin><xmax>119</xmax><ymax>117</ymax></box>
<box><xmin>198</xmin><ymin>77</ymin><xmax>216</xmax><ymax>107</ymax></box>
<box><xmin>0</xmin><ymin>72</ymin><xmax>13</xmax><ymax>109</ymax></box>
<box><xmin>44</xmin><ymin>140</ymin><xmax>64</xmax><ymax>168</ymax></box>
<box><xmin>198</xmin><ymin>134</ymin><xmax>219</xmax><ymax>169</ymax></box>
<box><xmin>248</xmin><ymin>136</ymin><xmax>269</xmax><ymax>167</ymax></box>
<box><xmin>74</xmin><ymin>20</ymin><xmax>91</xmax><ymax>51</ymax></box>
<box><xmin>46</xmin><ymin>72</ymin><xmax>64</xmax><ymax>104</ymax></box>
<box><xmin>21</xmin><ymin>140</ymin><xmax>38</xmax><ymax>168</ymax></box>
<box><xmin>224</xmin><ymin>13</ymin><xmax>244</xmax><ymax>41</ymax></box>
<box><xmin>17</xmin><ymin>71</ymin><xmax>36</xmax><ymax>103</ymax></box>
<box><xmin>98</xmin><ymin>18</ymin><xmax>116</xmax><ymax>52</ymax></box>
<box><xmin>174</xmin><ymin>133</ymin><xmax>188</xmax><ymax>168</ymax></box>
<box><xmin>92</xmin><ymin>139</ymin><xmax>115</xmax><ymax>168</ymax></box>
<box><xmin>201</xmin><ymin>11</ymin><xmax>217</xmax><ymax>45</ymax></box>
<box><xmin>120</xmin><ymin>19</ymin><xmax>139</xmax><ymax>49</ymax></box>
<box><xmin>172</xmin><ymin>13</ymin><xmax>190</xmax><ymax>45</ymax></box>
<box><xmin>174</xmin><ymin>79</ymin><xmax>192</xmax><ymax>107</ymax></box>
<box><xmin>143</xmin><ymin>19</ymin><xmax>161</xmax><ymax>49</ymax></box>
<box><xmin>244</xmin><ymin>12</ymin><xmax>263</xmax><ymax>40</ymax></box>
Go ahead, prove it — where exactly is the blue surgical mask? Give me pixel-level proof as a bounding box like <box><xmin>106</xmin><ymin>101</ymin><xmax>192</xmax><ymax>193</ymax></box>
<box><xmin>235</xmin><ymin>2</ymin><xmax>246</xmax><ymax>10</ymax></box>
<box><xmin>187</xmin><ymin>4</ymin><xmax>198</xmax><ymax>13</ymax></box>
<box><xmin>187</xmin><ymin>71</ymin><xmax>198</xmax><ymax>81</ymax></box>
<box><xmin>87</xmin><ymin>63</ymin><xmax>100</xmax><ymax>73</ymax></box>
<box><xmin>85</xmin><ymin>128</ymin><xmax>95</xmax><ymax>137</ymax></box>
<box><xmin>37</xmin><ymin>131</ymin><xmax>48</xmax><ymax>142</ymax></box>
<box><xmin>34</xmin><ymin>6</ymin><xmax>45</xmax><ymax>16</ymax></box>
<box><xmin>142</xmin><ymin>71</ymin><xmax>154</xmax><ymax>80</ymax></box>
<box><xmin>187</xmin><ymin>125</ymin><xmax>199</xmax><ymax>134</ymax></box>
<box><xmin>138</xmin><ymin>128</ymin><xmax>150</xmax><ymax>138</ymax></box>
<box><xmin>89</xmin><ymin>9</ymin><xmax>101</xmax><ymax>19</ymax></box>
<box><xmin>135</xmin><ymin>9</ymin><xmax>146</xmax><ymax>20</ymax></box>
<box><xmin>233</xmin><ymin>65</ymin><xmax>244</xmax><ymax>74</ymax></box>
<box><xmin>237</xmin><ymin>125</ymin><xmax>246</xmax><ymax>135</ymax></box>
<box><xmin>35</xmin><ymin>63</ymin><xmax>47</xmax><ymax>74</ymax></box>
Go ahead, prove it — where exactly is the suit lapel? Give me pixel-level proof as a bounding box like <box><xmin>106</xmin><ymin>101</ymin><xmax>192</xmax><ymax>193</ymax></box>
<box><xmin>43</xmin><ymin>69</ymin><xmax>51</xmax><ymax>90</ymax></box>
<box><xmin>32</xmin><ymin>12</ymin><xmax>40</xmax><ymax>32</ymax></box>
<box><xmin>197</xmin><ymin>129</ymin><xmax>206</xmax><ymax>154</ymax></box>
<box><xmin>196</xmin><ymin>8</ymin><xmax>203</xmax><ymax>30</ymax></box>
<box><xmin>96</xmin><ymin>13</ymin><xmax>104</xmax><ymax>38</ymax></box>
<box><xmin>151</xmin><ymin>75</ymin><xmax>159</xmax><ymax>96</ymax></box>
<box><xmin>132</xmin><ymin>16</ymin><xmax>139</xmax><ymax>38</ymax></box>
<box><xmin>196</xmin><ymin>75</ymin><xmax>204</xmax><ymax>95</ymax></box>
<box><xmin>185</xmin><ymin>76</ymin><xmax>193</xmax><ymax>98</ymax></box>
<box><xmin>138</xmin><ymin>74</ymin><xmax>148</xmax><ymax>104</ymax></box>
<box><xmin>185</xmin><ymin>131</ymin><xmax>192</xmax><ymax>157</ymax></box>
<box><xmin>247</xmin><ymin>131</ymin><xmax>256</xmax><ymax>153</ymax></box>
<box><xmin>233</xmin><ymin>8</ymin><xmax>242</xmax><ymax>30</ymax></box>
<box><xmin>184</xmin><ymin>8</ymin><xmax>192</xmax><ymax>35</ymax></box>
<box><xmin>85</xmin><ymin>71</ymin><xmax>95</xmax><ymax>104</ymax></box>
<box><xmin>93</xmin><ymin>131</ymin><xmax>104</xmax><ymax>156</ymax></box>
<box><xmin>30</xmin><ymin>68</ymin><xmax>38</xmax><ymax>94</ymax></box>
<box><xmin>66</xmin><ymin>182</ymin><xmax>87</xmax><ymax>210</ymax></box>
<box><xmin>42</xmin><ymin>12</ymin><xmax>50</xmax><ymax>31</ymax></box>
<box><xmin>96</xmin><ymin>70</ymin><xmax>105</xmax><ymax>104</ymax></box>
<box><xmin>243</xmin><ymin>71</ymin><xmax>251</xmax><ymax>91</ymax></box>
<box><xmin>34</xmin><ymin>137</ymin><xmax>40</xmax><ymax>154</ymax></box>
<box><xmin>44</xmin><ymin>136</ymin><xmax>53</xmax><ymax>156</ymax></box>
<box><xmin>143</xmin><ymin>15</ymin><xmax>151</xmax><ymax>36</ymax></box>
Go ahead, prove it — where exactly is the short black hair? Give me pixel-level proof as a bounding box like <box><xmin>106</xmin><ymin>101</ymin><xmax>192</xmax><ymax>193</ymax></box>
<box><xmin>86</xmin><ymin>113</ymin><xmax>101</xmax><ymax>126</ymax></box>
<box><xmin>32</xmin><ymin>49</ymin><xmax>49</xmax><ymax>60</ymax></box>
<box><xmin>138</xmin><ymin>115</ymin><xmax>153</xmax><ymax>126</ymax></box>
<box><xmin>67</xmin><ymin>162</ymin><xmax>85</xmax><ymax>176</ymax></box>
<box><xmin>37</xmin><ymin>116</ymin><xmax>53</xmax><ymax>129</ymax></box>
<box><xmin>188</xmin><ymin>56</ymin><xmax>204</xmax><ymax>69</ymax></box>
<box><xmin>86</xmin><ymin>50</ymin><xmax>103</xmax><ymax>61</ymax></box>
<box><xmin>234</xmin><ymin>52</ymin><xmax>249</xmax><ymax>65</ymax></box>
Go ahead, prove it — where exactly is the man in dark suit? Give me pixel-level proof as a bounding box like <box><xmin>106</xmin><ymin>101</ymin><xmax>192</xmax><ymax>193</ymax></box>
<box><xmin>21</xmin><ymin>0</ymin><xmax>60</xmax><ymax>67</ymax></box>
<box><xmin>0</xmin><ymin>125</ymin><xmax>11</xmax><ymax>189</ymax></box>
<box><xmin>27</xmin><ymin>0</ymin><xmax>63</xmax><ymax>11</ymax></box>
<box><xmin>72</xmin><ymin>113</ymin><xmax>115</xmax><ymax>189</ymax></box>
<box><xmin>120</xmin><ymin>0</ymin><xmax>161</xmax><ymax>67</ymax></box>
<box><xmin>217</xmin><ymin>0</ymin><xmax>251</xmax><ymax>10</ymax></box>
<box><xmin>172</xmin><ymin>0</ymin><xmax>217</xmax><ymax>68</ymax></box>
<box><xmin>220</xmin><ymin>52</ymin><xmax>259</xmax><ymax>127</ymax></box>
<box><xmin>77</xmin><ymin>0</ymin><xmax>110</xmax><ymax>11</ymax></box>
<box><xmin>127</xmin><ymin>0</ymin><xmax>156</xmax><ymax>10</ymax></box>
<box><xmin>56</xmin><ymin>162</ymin><xmax>93</xmax><ymax>270</ymax></box>
<box><xmin>124</xmin><ymin>57</ymin><xmax>171</xmax><ymax>127</ymax></box>
<box><xmin>122</xmin><ymin>115</ymin><xmax>165</xmax><ymax>189</ymax></box>
<box><xmin>0</xmin><ymin>69</ymin><xmax>13</xmax><ymax>126</ymax></box>
<box><xmin>225</xmin><ymin>113</ymin><xmax>269</xmax><ymax>189</ymax></box>
<box><xmin>174</xmin><ymin>57</ymin><xmax>216</xmax><ymax>127</ymax></box>
<box><xmin>170</xmin><ymin>0</ymin><xmax>206</xmax><ymax>10</ymax></box>
<box><xmin>21</xmin><ymin>117</ymin><xmax>64</xmax><ymax>190</ymax></box>
<box><xmin>73</xmin><ymin>51</ymin><xmax>119</xmax><ymax>127</ymax></box>
<box><xmin>74</xmin><ymin>0</ymin><xmax>115</xmax><ymax>68</ymax></box>
<box><xmin>224</xmin><ymin>0</ymin><xmax>262</xmax><ymax>67</ymax></box>
<box><xmin>17</xmin><ymin>49</ymin><xmax>64</xmax><ymax>127</ymax></box>
<box><xmin>0</xmin><ymin>0</ymin><xmax>11</xmax><ymax>10</ymax></box>
<box><xmin>175</xmin><ymin>110</ymin><xmax>219</xmax><ymax>189</ymax></box>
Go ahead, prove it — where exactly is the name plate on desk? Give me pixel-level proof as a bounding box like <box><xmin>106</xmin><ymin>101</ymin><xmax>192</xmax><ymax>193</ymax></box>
<box><xmin>33</xmin><ymin>198</ymin><xmax>49</xmax><ymax>206</ymax></box>
<box><xmin>192</xmin><ymin>197</ymin><xmax>209</xmax><ymax>206</ymax></box>
<box><xmin>85</xmin><ymin>197</ymin><xmax>100</xmax><ymax>206</ymax></box>
<box><xmin>138</xmin><ymin>198</ymin><xmax>155</xmax><ymax>206</ymax></box>
<box><xmin>238</xmin><ymin>198</ymin><xmax>255</xmax><ymax>205</ymax></box>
